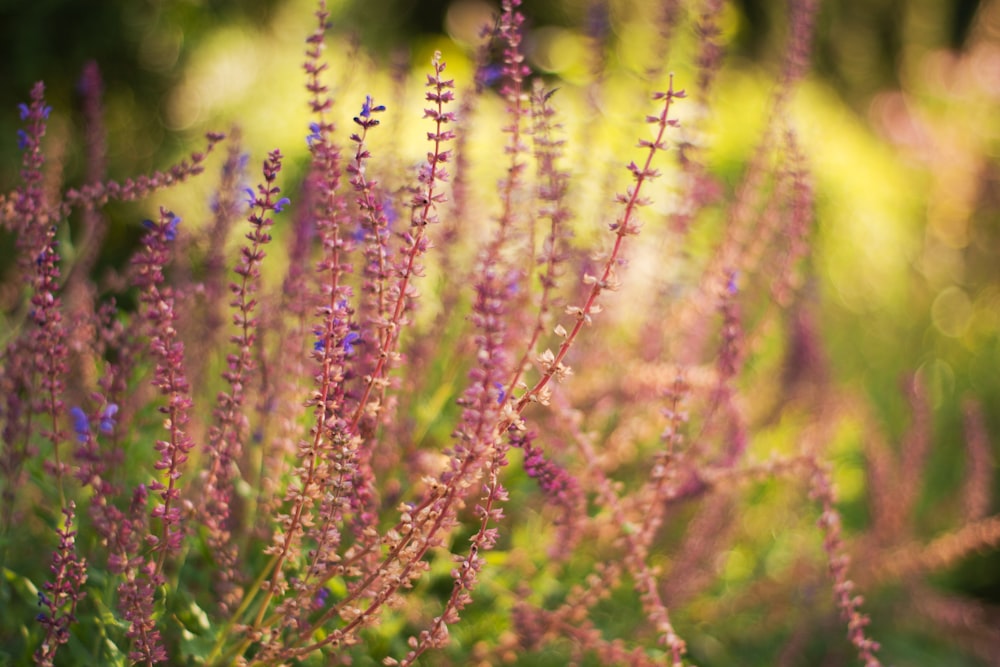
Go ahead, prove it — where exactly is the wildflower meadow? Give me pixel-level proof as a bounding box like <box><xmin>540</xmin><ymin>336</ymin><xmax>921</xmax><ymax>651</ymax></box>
<box><xmin>1</xmin><ymin>0</ymin><xmax>999</xmax><ymax>665</ymax></box>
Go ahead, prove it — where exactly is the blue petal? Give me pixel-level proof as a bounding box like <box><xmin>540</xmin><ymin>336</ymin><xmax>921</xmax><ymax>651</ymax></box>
<box><xmin>165</xmin><ymin>216</ymin><xmax>181</xmax><ymax>241</ymax></box>
<box><xmin>70</xmin><ymin>406</ymin><xmax>89</xmax><ymax>440</ymax></box>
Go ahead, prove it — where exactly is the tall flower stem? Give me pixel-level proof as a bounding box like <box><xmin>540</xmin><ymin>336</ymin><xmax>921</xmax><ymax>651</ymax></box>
<box><xmin>513</xmin><ymin>76</ymin><xmax>685</xmax><ymax>417</ymax></box>
<box><xmin>349</xmin><ymin>52</ymin><xmax>455</xmax><ymax>431</ymax></box>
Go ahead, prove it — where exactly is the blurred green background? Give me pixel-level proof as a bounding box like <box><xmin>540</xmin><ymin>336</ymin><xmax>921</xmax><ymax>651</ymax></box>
<box><xmin>0</xmin><ymin>0</ymin><xmax>985</xmax><ymax>181</ymax></box>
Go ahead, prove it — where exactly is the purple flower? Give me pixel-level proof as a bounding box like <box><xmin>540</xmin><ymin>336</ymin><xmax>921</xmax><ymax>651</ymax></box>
<box><xmin>726</xmin><ymin>270</ymin><xmax>739</xmax><ymax>295</ymax></box>
<box><xmin>15</xmin><ymin>99</ymin><xmax>48</xmax><ymax>120</ymax></box>
<box><xmin>494</xmin><ymin>382</ymin><xmax>507</xmax><ymax>404</ymax></box>
<box><xmin>165</xmin><ymin>215</ymin><xmax>181</xmax><ymax>241</ymax></box>
<box><xmin>313</xmin><ymin>331</ymin><xmax>361</xmax><ymax>355</ymax></box>
<box><xmin>343</xmin><ymin>331</ymin><xmax>361</xmax><ymax>355</ymax></box>
<box><xmin>244</xmin><ymin>187</ymin><xmax>257</xmax><ymax>208</ymax></box>
<box><xmin>505</xmin><ymin>275</ymin><xmax>520</xmax><ymax>296</ymax></box>
<box><xmin>312</xmin><ymin>329</ymin><xmax>358</xmax><ymax>354</ymax></box>
<box><xmin>313</xmin><ymin>587</ymin><xmax>330</xmax><ymax>610</ymax></box>
<box><xmin>70</xmin><ymin>407</ymin><xmax>89</xmax><ymax>442</ymax></box>
<box><xmin>21</xmin><ymin>101</ymin><xmax>54</xmax><ymax>121</ymax></box>
<box><xmin>351</xmin><ymin>223</ymin><xmax>366</xmax><ymax>243</ymax></box>
<box><xmin>359</xmin><ymin>95</ymin><xmax>385</xmax><ymax>118</ymax></box>
<box><xmin>141</xmin><ymin>215</ymin><xmax>181</xmax><ymax>242</ymax></box>
<box><xmin>306</xmin><ymin>122</ymin><xmax>323</xmax><ymax>147</ymax></box>
<box><xmin>274</xmin><ymin>197</ymin><xmax>291</xmax><ymax>213</ymax></box>
<box><xmin>353</xmin><ymin>95</ymin><xmax>386</xmax><ymax>127</ymax></box>
<box><xmin>16</xmin><ymin>129</ymin><xmax>28</xmax><ymax>150</ymax></box>
<box><xmin>477</xmin><ymin>63</ymin><xmax>503</xmax><ymax>90</ymax></box>
<box><xmin>99</xmin><ymin>404</ymin><xmax>118</xmax><ymax>434</ymax></box>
